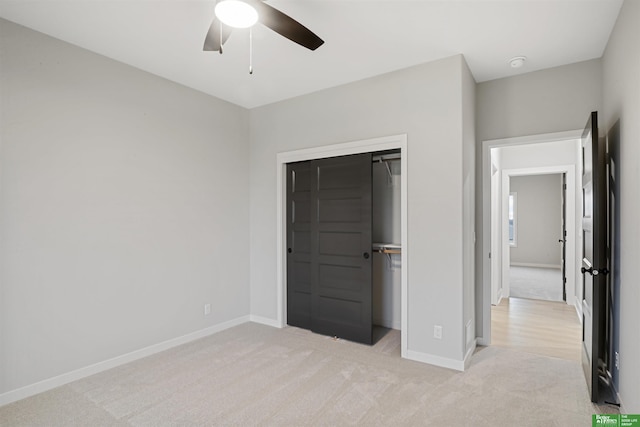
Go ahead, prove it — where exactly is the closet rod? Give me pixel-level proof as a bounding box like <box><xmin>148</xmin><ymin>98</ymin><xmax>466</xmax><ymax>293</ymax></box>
<box><xmin>372</xmin><ymin>243</ymin><xmax>401</xmax><ymax>254</ymax></box>
<box><xmin>371</xmin><ymin>153</ymin><xmax>401</xmax><ymax>162</ymax></box>
<box><xmin>373</xmin><ymin>248</ymin><xmax>401</xmax><ymax>255</ymax></box>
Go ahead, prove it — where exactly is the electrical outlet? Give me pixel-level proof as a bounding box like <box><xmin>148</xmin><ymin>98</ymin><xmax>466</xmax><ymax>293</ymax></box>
<box><xmin>434</xmin><ymin>325</ymin><xmax>442</xmax><ymax>339</ymax></box>
<box><xmin>204</xmin><ymin>303</ymin><xmax>211</xmax><ymax>316</ymax></box>
<box><xmin>615</xmin><ymin>351</ymin><xmax>620</xmax><ymax>370</ymax></box>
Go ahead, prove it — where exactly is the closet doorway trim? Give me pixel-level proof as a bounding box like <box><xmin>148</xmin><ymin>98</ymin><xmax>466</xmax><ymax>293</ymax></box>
<box><xmin>276</xmin><ymin>134</ymin><xmax>408</xmax><ymax>358</ymax></box>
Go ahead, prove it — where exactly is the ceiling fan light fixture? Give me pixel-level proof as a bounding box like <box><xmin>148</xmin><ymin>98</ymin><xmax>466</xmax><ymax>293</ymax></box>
<box><xmin>215</xmin><ymin>0</ymin><xmax>258</xmax><ymax>29</ymax></box>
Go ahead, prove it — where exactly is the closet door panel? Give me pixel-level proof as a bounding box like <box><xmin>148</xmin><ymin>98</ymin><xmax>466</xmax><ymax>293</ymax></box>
<box><xmin>287</xmin><ymin>161</ymin><xmax>312</xmax><ymax>330</ymax></box>
<box><xmin>318</xmin><ymin>198</ymin><xmax>363</xmax><ymax>223</ymax></box>
<box><xmin>318</xmin><ymin>264</ymin><xmax>364</xmax><ymax>293</ymax></box>
<box><xmin>311</xmin><ymin>153</ymin><xmax>373</xmax><ymax>344</ymax></box>
<box><xmin>318</xmin><ymin>232</ymin><xmax>361</xmax><ymax>256</ymax></box>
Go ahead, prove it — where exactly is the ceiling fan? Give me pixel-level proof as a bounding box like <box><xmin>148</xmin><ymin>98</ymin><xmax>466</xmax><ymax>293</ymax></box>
<box><xmin>203</xmin><ymin>0</ymin><xmax>324</xmax><ymax>54</ymax></box>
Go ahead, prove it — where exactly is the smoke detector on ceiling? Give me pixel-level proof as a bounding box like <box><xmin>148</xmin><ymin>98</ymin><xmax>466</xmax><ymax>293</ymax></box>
<box><xmin>509</xmin><ymin>56</ymin><xmax>527</xmax><ymax>68</ymax></box>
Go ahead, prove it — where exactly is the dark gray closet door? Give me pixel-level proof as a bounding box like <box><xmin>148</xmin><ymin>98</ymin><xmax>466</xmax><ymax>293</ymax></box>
<box><xmin>287</xmin><ymin>153</ymin><xmax>373</xmax><ymax>345</ymax></box>
<box><xmin>286</xmin><ymin>161</ymin><xmax>312</xmax><ymax>330</ymax></box>
<box><xmin>311</xmin><ymin>153</ymin><xmax>372</xmax><ymax>344</ymax></box>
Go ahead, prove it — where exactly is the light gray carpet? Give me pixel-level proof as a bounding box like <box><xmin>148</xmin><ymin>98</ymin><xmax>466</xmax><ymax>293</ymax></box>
<box><xmin>509</xmin><ymin>266</ymin><xmax>563</xmax><ymax>301</ymax></box>
<box><xmin>0</xmin><ymin>323</ymin><xmax>617</xmax><ymax>426</ymax></box>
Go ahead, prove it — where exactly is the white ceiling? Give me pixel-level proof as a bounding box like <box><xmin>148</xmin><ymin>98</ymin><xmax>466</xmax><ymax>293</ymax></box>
<box><xmin>0</xmin><ymin>0</ymin><xmax>623</xmax><ymax>109</ymax></box>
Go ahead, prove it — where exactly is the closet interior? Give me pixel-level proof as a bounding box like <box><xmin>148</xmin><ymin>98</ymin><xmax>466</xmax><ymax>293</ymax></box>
<box><xmin>372</xmin><ymin>151</ymin><xmax>402</xmax><ymax>332</ymax></box>
<box><xmin>286</xmin><ymin>150</ymin><xmax>402</xmax><ymax>345</ymax></box>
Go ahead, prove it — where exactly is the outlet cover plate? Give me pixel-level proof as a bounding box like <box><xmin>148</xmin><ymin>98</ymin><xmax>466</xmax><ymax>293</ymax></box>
<box><xmin>434</xmin><ymin>325</ymin><xmax>442</xmax><ymax>339</ymax></box>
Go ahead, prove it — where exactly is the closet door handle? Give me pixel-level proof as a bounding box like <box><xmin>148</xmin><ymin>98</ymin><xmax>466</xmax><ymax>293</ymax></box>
<box><xmin>363</xmin><ymin>252</ymin><xmax>370</xmax><ymax>259</ymax></box>
<box><xmin>287</xmin><ymin>248</ymin><xmax>292</xmax><ymax>254</ymax></box>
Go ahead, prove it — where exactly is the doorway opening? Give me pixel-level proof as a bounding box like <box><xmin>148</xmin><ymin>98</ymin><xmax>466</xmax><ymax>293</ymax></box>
<box><xmin>491</xmin><ymin>163</ymin><xmax>577</xmax><ymax>307</ymax></box>
<box><xmin>276</xmin><ymin>135</ymin><xmax>408</xmax><ymax>357</ymax></box>
<box><xmin>508</xmin><ymin>173</ymin><xmax>566</xmax><ymax>303</ymax></box>
<box><xmin>493</xmin><ymin>165</ymin><xmax>581</xmax><ymax>362</ymax></box>
<box><xmin>481</xmin><ymin>131</ymin><xmax>583</xmax><ymax>361</ymax></box>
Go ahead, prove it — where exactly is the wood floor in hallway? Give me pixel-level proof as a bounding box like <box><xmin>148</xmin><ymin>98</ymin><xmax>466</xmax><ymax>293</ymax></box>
<box><xmin>491</xmin><ymin>297</ymin><xmax>582</xmax><ymax>362</ymax></box>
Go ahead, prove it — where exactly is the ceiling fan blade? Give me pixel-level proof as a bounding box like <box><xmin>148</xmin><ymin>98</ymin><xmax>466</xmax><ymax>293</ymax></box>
<box><xmin>251</xmin><ymin>1</ymin><xmax>324</xmax><ymax>51</ymax></box>
<box><xmin>203</xmin><ymin>17</ymin><xmax>233</xmax><ymax>52</ymax></box>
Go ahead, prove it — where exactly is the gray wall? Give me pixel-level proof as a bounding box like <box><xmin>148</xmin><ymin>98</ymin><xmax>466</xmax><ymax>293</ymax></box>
<box><xmin>475</xmin><ymin>59</ymin><xmax>602</xmax><ymax>338</ymax></box>
<box><xmin>249</xmin><ymin>55</ymin><xmax>475</xmax><ymax>364</ymax></box>
<box><xmin>509</xmin><ymin>174</ymin><xmax>562</xmax><ymax>267</ymax></box>
<box><xmin>602</xmin><ymin>0</ymin><xmax>640</xmax><ymax>412</ymax></box>
<box><xmin>0</xmin><ymin>19</ymin><xmax>251</xmax><ymax>394</ymax></box>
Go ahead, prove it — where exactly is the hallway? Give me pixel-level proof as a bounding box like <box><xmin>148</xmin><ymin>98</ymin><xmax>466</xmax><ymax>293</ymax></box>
<box><xmin>491</xmin><ymin>297</ymin><xmax>581</xmax><ymax>362</ymax></box>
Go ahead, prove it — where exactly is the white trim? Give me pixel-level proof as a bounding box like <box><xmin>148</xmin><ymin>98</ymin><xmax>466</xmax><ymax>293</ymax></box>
<box><xmin>481</xmin><ymin>130</ymin><xmax>582</xmax><ymax>346</ymax></box>
<box><xmin>0</xmin><ymin>315</ymin><xmax>250</xmax><ymax>407</ymax></box>
<box><xmin>275</xmin><ymin>134</ymin><xmax>408</xmax><ymax>358</ymax></box>
<box><xmin>574</xmin><ymin>303</ymin><xmax>582</xmax><ymax>323</ymax></box>
<box><xmin>490</xmin><ymin>157</ymin><xmax>501</xmax><ymax>306</ymax></box>
<box><xmin>406</xmin><ymin>350</ymin><xmax>465</xmax><ymax>372</ymax></box>
<box><xmin>477</xmin><ymin>337</ymin><xmax>490</xmax><ymax>346</ymax></box>
<box><xmin>464</xmin><ymin>339</ymin><xmax>477</xmax><ymax>370</ymax></box>
<box><xmin>484</xmin><ymin>130</ymin><xmax>582</xmax><ymax>147</ymax></box>
<box><xmin>510</xmin><ymin>262</ymin><xmax>562</xmax><ymax>269</ymax></box>
<box><xmin>249</xmin><ymin>315</ymin><xmax>281</xmax><ymax>328</ymax></box>
<box><xmin>276</xmin><ymin>135</ymin><xmax>406</xmax><ymax>164</ymax></box>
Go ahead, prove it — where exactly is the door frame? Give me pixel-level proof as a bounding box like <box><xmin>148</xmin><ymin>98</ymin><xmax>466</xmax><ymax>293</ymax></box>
<box><xmin>479</xmin><ymin>130</ymin><xmax>582</xmax><ymax>346</ymax></box>
<box><xmin>276</xmin><ymin>134</ymin><xmax>408</xmax><ymax>356</ymax></box>
<box><xmin>499</xmin><ymin>166</ymin><xmax>576</xmax><ymax>303</ymax></box>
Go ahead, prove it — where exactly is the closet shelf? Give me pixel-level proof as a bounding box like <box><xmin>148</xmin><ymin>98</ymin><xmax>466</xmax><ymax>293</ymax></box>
<box><xmin>372</xmin><ymin>243</ymin><xmax>401</xmax><ymax>255</ymax></box>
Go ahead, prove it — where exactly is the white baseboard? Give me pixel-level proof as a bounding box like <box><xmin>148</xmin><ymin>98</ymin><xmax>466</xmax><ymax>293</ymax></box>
<box><xmin>574</xmin><ymin>302</ymin><xmax>582</xmax><ymax>324</ymax></box>
<box><xmin>464</xmin><ymin>339</ymin><xmax>477</xmax><ymax>370</ymax></box>
<box><xmin>0</xmin><ymin>315</ymin><xmax>250</xmax><ymax>408</ymax></box>
<box><xmin>477</xmin><ymin>336</ymin><xmax>490</xmax><ymax>346</ymax></box>
<box><xmin>510</xmin><ymin>262</ymin><xmax>561</xmax><ymax>269</ymax></box>
<box><xmin>406</xmin><ymin>349</ymin><xmax>465</xmax><ymax>372</ymax></box>
<box><xmin>249</xmin><ymin>315</ymin><xmax>282</xmax><ymax>328</ymax></box>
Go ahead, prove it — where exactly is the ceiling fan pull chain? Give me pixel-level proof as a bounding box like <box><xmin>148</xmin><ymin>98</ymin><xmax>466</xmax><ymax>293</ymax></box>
<box><xmin>249</xmin><ymin>27</ymin><xmax>254</xmax><ymax>74</ymax></box>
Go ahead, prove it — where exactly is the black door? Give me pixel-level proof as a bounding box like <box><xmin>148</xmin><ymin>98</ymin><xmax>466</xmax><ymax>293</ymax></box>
<box><xmin>581</xmin><ymin>111</ymin><xmax>608</xmax><ymax>402</ymax></box>
<box><xmin>286</xmin><ymin>161</ymin><xmax>312</xmax><ymax>330</ymax></box>
<box><xmin>561</xmin><ymin>173</ymin><xmax>567</xmax><ymax>301</ymax></box>
<box><xmin>287</xmin><ymin>153</ymin><xmax>373</xmax><ymax>345</ymax></box>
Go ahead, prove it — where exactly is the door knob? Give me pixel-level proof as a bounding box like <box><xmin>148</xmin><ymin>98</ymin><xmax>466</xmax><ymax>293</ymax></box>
<box><xmin>287</xmin><ymin>248</ymin><xmax>292</xmax><ymax>254</ymax></box>
<box><xmin>581</xmin><ymin>266</ymin><xmax>610</xmax><ymax>276</ymax></box>
<box><xmin>363</xmin><ymin>252</ymin><xmax>370</xmax><ymax>259</ymax></box>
